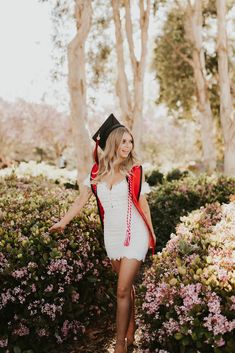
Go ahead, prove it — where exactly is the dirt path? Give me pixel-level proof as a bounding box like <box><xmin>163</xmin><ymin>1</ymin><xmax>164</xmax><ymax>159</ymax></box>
<box><xmin>69</xmin><ymin>319</ymin><xmax>144</xmax><ymax>352</ymax></box>
<box><xmin>63</xmin><ymin>259</ymin><xmax>152</xmax><ymax>353</ymax></box>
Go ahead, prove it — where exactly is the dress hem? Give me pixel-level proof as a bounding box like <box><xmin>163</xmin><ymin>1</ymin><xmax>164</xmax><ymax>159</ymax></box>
<box><xmin>108</xmin><ymin>255</ymin><xmax>146</xmax><ymax>262</ymax></box>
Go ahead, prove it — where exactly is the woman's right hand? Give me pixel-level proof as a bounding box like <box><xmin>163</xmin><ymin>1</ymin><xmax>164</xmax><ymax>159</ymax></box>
<box><xmin>49</xmin><ymin>220</ymin><xmax>66</xmax><ymax>233</ymax></box>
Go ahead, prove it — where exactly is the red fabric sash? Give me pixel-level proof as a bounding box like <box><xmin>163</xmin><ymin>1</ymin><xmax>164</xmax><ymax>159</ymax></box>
<box><xmin>90</xmin><ymin>163</ymin><xmax>155</xmax><ymax>256</ymax></box>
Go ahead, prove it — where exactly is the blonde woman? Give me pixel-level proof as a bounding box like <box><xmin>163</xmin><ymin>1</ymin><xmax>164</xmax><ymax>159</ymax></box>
<box><xmin>49</xmin><ymin>114</ymin><xmax>156</xmax><ymax>353</ymax></box>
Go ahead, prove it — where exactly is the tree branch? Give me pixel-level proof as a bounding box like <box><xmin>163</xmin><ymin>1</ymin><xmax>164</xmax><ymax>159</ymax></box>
<box><xmin>164</xmin><ymin>36</ymin><xmax>194</xmax><ymax>67</ymax></box>
<box><xmin>140</xmin><ymin>0</ymin><xmax>150</xmax><ymax>69</ymax></box>
<box><xmin>124</xmin><ymin>0</ymin><xmax>137</xmax><ymax>71</ymax></box>
<box><xmin>111</xmin><ymin>0</ymin><xmax>132</xmax><ymax>125</ymax></box>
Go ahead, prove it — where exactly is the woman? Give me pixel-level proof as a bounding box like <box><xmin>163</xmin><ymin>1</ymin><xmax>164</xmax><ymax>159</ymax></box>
<box><xmin>49</xmin><ymin>114</ymin><xmax>156</xmax><ymax>353</ymax></box>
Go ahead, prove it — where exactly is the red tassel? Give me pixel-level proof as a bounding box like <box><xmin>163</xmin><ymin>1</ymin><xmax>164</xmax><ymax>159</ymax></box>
<box><xmin>124</xmin><ymin>175</ymin><xmax>132</xmax><ymax>247</ymax></box>
<box><xmin>93</xmin><ymin>135</ymin><xmax>100</xmax><ymax>164</ymax></box>
<box><xmin>124</xmin><ymin>232</ymin><xmax>131</xmax><ymax>246</ymax></box>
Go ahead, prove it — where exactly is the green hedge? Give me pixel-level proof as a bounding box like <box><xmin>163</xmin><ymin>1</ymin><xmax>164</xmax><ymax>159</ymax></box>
<box><xmin>0</xmin><ymin>175</ymin><xmax>115</xmax><ymax>353</ymax></box>
<box><xmin>145</xmin><ymin>168</ymin><xmax>189</xmax><ymax>187</ymax></box>
<box><xmin>148</xmin><ymin>174</ymin><xmax>235</xmax><ymax>251</ymax></box>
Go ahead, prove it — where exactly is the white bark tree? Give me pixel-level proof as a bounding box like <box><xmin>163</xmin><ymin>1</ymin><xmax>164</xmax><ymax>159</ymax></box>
<box><xmin>216</xmin><ymin>0</ymin><xmax>235</xmax><ymax>176</ymax></box>
<box><xmin>111</xmin><ymin>0</ymin><xmax>150</xmax><ymax>150</ymax></box>
<box><xmin>183</xmin><ymin>0</ymin><xmax>217</xmax><ymax>172</ymax></box>
<box><xmin>67</xmin><ymin>0</ymin><xmax>92</xmax><ymax>184</ymax></box>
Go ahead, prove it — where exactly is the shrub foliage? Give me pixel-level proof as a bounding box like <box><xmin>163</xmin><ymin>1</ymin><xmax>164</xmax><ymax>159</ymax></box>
<box><xmin>138</xmin><ymin>201</ymin><xmax>235</xmax><ymax>353</ymax></box>
<box><xmin>148</xmin><ymin>174</ymin><xmax>235</xmax><ymax>251</ymax></box>
<box><xmin>0</xmin><ymin>175</ymin><xmax>115</xmax><ymax>352</ymax></box>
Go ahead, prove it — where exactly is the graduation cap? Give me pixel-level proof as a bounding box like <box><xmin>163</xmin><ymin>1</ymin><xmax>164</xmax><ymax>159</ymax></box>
<box><xmin>92</xmin><ymin>114</ymin><xmax>124</xmax><ymax>163</ymax></box>
<box><xmin>92</xmin><ymin>114</ymin><xmax>124</xmax><ymax>150</ymax></box>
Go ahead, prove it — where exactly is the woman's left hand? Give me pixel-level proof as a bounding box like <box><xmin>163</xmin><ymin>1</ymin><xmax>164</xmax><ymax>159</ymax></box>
<box><xmin>153</xmin><ymin>233</ymin><xmax>157</xmax><ymax>246</ymax></box>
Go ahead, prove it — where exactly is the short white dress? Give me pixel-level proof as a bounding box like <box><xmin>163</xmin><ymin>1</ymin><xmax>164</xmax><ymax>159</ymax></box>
<box><xmin>83</xmin><ymin>174</ymin><xmax>151</xmax><ymax>262</ymax></box>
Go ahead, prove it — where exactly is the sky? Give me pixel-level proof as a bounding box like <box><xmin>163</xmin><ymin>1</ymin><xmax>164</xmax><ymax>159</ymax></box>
<box><xmin>0</xmin><ymin>0</ymin><xmax>162</xmax><ymax>114</ymax></box>
<box><xmin>0</xmin><ymin>0</ymin><xmax>234</xmax><ymax>115</ymax></box>
<box><xmin>0</xmin><ymin>0</ymin><xmax>53</xmax><ymax>104</ymax></box>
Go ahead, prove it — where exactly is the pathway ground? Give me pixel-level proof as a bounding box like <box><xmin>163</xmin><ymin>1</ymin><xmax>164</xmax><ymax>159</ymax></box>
<box><xmin>73</xmin><ymin>318</ymin><xmax>144</xmax><ymax>352</ymax></box>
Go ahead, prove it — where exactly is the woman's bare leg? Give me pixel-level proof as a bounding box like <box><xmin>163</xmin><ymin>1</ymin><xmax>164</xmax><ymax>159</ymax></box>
<box><xmin>114</xmin><ymin>257</ymin><xmax>141</xmax><ymax>353</ymax></box>
<box><xmin>126</xmin><ymin>285</ymin><xmax>136</xmax><ymax>345</ymax></box>
<box><xmin>110</xmin><ymin>259</ymin><xmax>138</xmax><ymax>349</ymax></box>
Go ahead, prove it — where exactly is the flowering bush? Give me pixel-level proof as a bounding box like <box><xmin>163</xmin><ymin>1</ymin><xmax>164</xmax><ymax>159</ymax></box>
<box><xmin>138</xmin><ymin>201</ymin><xmax>235</xmax><ymax>353</ymax></box>
<box><xmin>0</xmin><ymin>161</ymin><xmax>77</xmax><ymax>186</ymax></box>
<box><xmin>0</xmin><ymin>175</ymin><xmax>115</xmax><ymax>352</ymax></box>
<box><xmin>148</xmin><ymin>174</ymin><xmax>235</xmax><ymax>250</ymax></box>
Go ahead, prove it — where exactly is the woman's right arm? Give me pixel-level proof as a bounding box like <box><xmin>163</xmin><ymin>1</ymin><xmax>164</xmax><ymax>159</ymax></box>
<box><xmin>49</xmin><ymin>185</ymin><xmax>93</xmax><ymax>233</ymax></box>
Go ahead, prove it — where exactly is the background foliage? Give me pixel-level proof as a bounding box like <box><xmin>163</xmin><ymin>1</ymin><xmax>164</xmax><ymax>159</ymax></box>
<box><xmin>147</xmin><ymin>172</ymin><xmax>235</xmax><ymax>251</ymax></box>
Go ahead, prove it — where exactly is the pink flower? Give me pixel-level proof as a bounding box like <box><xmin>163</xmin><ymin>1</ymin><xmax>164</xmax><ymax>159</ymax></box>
<box><xmin>71</xmin><ymin>291</ymin><xmax>80</xmax><ymax>303</ymax></box>
<box><xmin>12</xmin><ymin>267</ymin><xmax>28</xmax><ymax>279</ymax></box>
<box><xmin>27</xmin><ymin>262</ymin><xmax>38</xmax><ymax>269</ymax></box>
<box><xmin>41</xmin><ymin>303</ymin><xmax>63</xmax><ymax>321</ymax></box>
<box><xmin>179</xmin><ymin>283</ymin><xmax>202</xmax><ymax>310</ymax></box>
<box><xmin>44</xmin><ymin>284</ymin><xmax>53</xmax><ymax>292</ymax></box>
<box><xmin>230</xmin><ymin>296</ymin><xmax>235</xmax><ymax>311</ymax></box>
<box><xmin>203</xmin><ymin>313</ymin><xmax>235</xmax><ymax>335</ymax></box>
<box><xmin>36</xmin><ymin>328</ymin><xmax>49</xmax><ymax>337</ymax></box>
<box><xmin>0</xmin><ymin>253</ymin><xmax>9</xmax><ymax>272</ymax></box>
<box><xmin>12</xmin><ymin>323</ymin><xmax>29</xmax><ymax>336</ymax></box>
<box><xmin>162</xmin><ymin>318</ymin><xmax>180</xmax><ymax>335</ymax></box>
<box><xmin>215</xmin><ymin>338</ymin><xmax>225</xmax><ymax>347</ymax></box>
<box><xmin>31</xmin><ymin>284</ymin><xmax>36</xmax><ymax>292</ymax></box>
<box><xmin>206</xmin><ymin>292</ymin><xmax>221</xmax><ymax>314</ymax></box>
<box><xmin>143</xmin><ymin>282</ymin><xmax>177</xmax><ymax>315</ymax></box>
<box><xmin>47</xmin><ymin>259</ymin><xmax>72</xmax><ymax>274</ymax></box>
<box><xmin>0</xmin><ymin>338</ymin><xmax>8</xmax><ymax>347</ymax></box>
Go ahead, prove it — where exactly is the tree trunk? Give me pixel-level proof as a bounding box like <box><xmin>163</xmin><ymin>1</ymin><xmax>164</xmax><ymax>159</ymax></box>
<box><xmin>125</xmin><ymin>0</ymin><xmax>150</xmax><ymax>150</ymax></box>
<box><xmin>216</xmin><ymin>0</ymin><xmax>235</xmax><ymax>176</ymax></box>
<box><xmin>67</xmin><ymin>0</ymin><xmax>92</xmax><ymax>184</ymax></box>
<box><xmin>184</xmin><ymin>0</ymin><xmax>216</xmax><ymax>173</ymax></box>
<box><xmin>111</xmin><ymin>0</ymin><xmax>132</xmax><ymax>128</ymax></box>
<box><xmin>111</xmin><ymin>0</ymin><xmax>150</xmax><ymax>151</ymax></box>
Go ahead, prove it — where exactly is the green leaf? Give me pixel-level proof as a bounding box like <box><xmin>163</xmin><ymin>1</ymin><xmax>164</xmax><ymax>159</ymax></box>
<box><xmin>214</xmin><ymin>348</ymin><xmax>222</xmax><ymax>353</ymax></box>
<box><xmin>13</xmin><ymin>347</ymin><xmax>21</xmax><ymax>353</ymax></box>
<box><xmin>87</xmin><ymin>276</ymin><xmax>97</xmax><ymax>283</ymax></box>
<box><xmin>182</xmin><ymin>336</ymin><xmax>190</xmax><ymax>346</ymax></box>
<box><xmin>43</xmin><ymin>253</ymin><xmax>48</xmax><ymax>261</ymax></box>
<box><xmin>174</xmin><ymin>332</ymin><xmax>183</xmax><ymax>340</ymax></box>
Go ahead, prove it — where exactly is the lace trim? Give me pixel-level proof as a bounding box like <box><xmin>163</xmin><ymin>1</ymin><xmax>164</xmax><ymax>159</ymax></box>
<box><xmin>108</xmin><ymin>255</ymin><xmax>145</xmax><ymax>262</ymax></box>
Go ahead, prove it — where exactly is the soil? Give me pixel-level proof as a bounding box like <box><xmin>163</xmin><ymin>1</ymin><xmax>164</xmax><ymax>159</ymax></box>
<box><xmin>70</xmin><ymin>317</ymin><xmax>144</xmax><ymax>352</ymax></box>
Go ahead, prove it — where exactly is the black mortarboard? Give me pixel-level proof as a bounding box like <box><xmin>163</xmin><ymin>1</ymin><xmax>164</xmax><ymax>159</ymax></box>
<box><xmin>92</xmin><ymin>113</ymin><xmax>124</xmax><ymax>150</ymax></box>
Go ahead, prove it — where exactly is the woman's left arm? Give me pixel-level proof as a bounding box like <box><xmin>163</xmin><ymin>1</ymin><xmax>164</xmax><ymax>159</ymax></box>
<box><xmin>139</xmin><ymin>174</ymin><xmax>156</xmax><ymax>245</ymax></box>
<box><xmin>139</xmin><ymin>195</ymin><xmax>156</xmax><ymax>244</ymax></box>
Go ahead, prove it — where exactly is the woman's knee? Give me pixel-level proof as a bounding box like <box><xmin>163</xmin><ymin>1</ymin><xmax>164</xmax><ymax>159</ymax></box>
<box><xmin>117</xmin><ymin>285</ymin><xmax>131</xmax><ymax>299</ymax></box>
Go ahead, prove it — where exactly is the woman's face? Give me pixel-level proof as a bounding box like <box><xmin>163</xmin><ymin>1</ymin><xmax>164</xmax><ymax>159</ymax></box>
<box><xmin>117</xmin><ymin>132</ymin><xmax>133</xmax><ymax>159</ymax></box>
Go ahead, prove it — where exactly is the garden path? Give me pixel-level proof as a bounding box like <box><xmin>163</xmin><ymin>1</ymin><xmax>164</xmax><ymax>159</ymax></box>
<box><xmin>66</xmin><ymin>258</ymin><xmax>151</xmax><ymax>353</ymax></box>
<box><xmin>74</xmin><ymin>318</ymin><xmax>143</xmax><ymax>352</ymax></box>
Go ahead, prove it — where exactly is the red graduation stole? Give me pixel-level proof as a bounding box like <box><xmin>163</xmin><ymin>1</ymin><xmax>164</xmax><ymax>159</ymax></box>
<box><xmin>90</xmin><ymin>163</ymin><xmax>155</xmax><ymax>256</ymax></box>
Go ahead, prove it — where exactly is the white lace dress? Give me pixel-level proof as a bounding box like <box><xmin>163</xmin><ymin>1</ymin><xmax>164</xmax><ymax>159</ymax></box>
<box><xmin>83</xmin><ymin>175</ymin><xmax>151</xmax><ymax>262</ymax></box>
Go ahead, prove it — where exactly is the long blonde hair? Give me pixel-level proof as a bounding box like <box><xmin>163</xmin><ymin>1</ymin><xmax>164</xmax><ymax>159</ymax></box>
<box><xmin>92</xmin><ymin>126</ymin><xmax>139</xmax><ymax>183</ymax></box>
